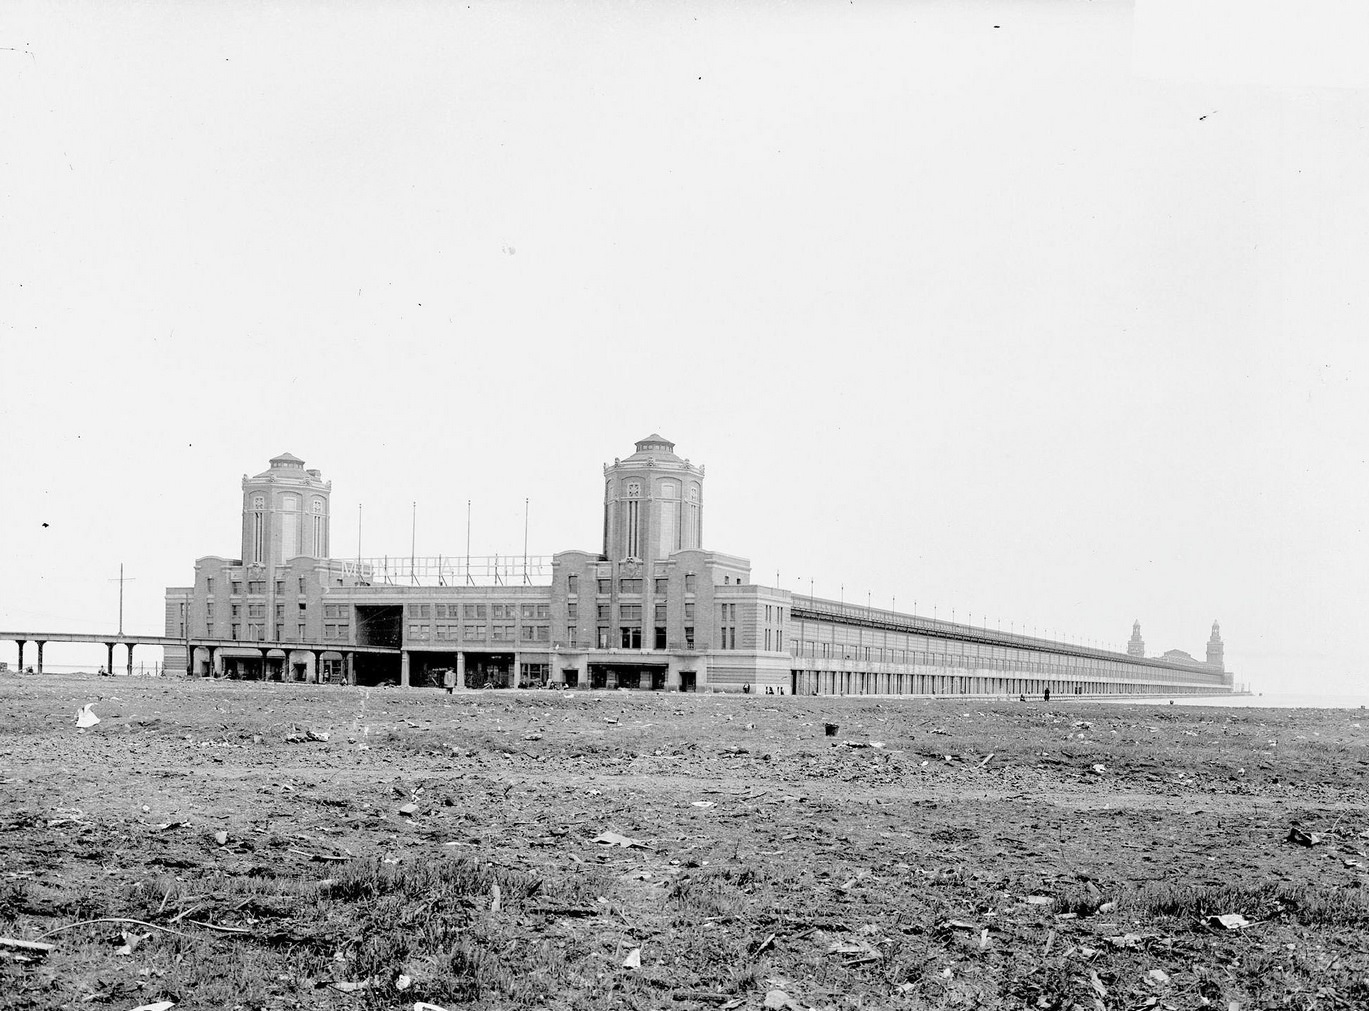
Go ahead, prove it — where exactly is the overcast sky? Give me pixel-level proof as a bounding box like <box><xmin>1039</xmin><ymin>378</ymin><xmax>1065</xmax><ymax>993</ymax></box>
<box><xmin>3</xmin><ymin>1</ymin><xmax>1366</xmax><ymax>694</ymax></box>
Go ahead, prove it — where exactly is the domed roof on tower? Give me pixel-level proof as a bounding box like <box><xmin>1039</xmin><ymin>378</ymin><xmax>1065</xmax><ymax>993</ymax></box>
<box><xmin>270</xmin><ymin>452</ymin><xmax>306</xmax><ymax>469</ymax></box>
<box><xmin>626</xmin><ymin>434</ymin><xmax>682</xmax><ymax>463</ymax></box>
<box><xmin>1209</xmin><ymin>620</ymin><xmax>1222</xmax><ymax>642</ymax></box>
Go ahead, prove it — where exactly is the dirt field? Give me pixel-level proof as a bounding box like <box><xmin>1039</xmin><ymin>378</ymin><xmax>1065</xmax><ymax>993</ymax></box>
<box><xmin>2</xmin><ymin>675</ymin><xmax>1368</xmax><ymax>1011</ymax></box>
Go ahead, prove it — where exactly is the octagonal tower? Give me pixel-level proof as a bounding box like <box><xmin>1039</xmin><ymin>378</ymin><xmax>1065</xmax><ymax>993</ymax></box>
<box><xmin>603</xmin><ymin>435</ymin><xmax>704</xmax><ymax>561</ymax></box>
<box><xmin>240</xmin><ymin>453</ymin><xmax>332</xmax><ymax>568</ymax></box>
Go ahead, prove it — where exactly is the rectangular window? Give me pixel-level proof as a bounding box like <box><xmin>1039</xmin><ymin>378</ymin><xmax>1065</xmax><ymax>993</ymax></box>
<box><xmin>247</xmin><ymin>581</ymin><xmax>265</xmax><ymax>594</ymax></box>
<box><xmin>567</xmin><ymin>604</ymin><xmax>577</xmax><ymax>622</ymax></box>
<box><xmin>206</xmin><ymin>577</ymin><xmax>214</xmax><ymax>593</ymax></box>
<box><xmin>655</xmin><ymin>626</ymin><xmax>667</xmax><ymax>649</ymax></box>
<box><xmin>684</xmin><ymin>626</ymin><xmax>695</xmax><ymax>649</ymax></box>
<box><xmin>522</xmin><ymin>625</ymin><xmax>534</xmax><ymax>639</ymax></box>
<box><xmin>619</xmin><ymin>605</ymin><xmax>642</xmax><ymax>621</ymax></box>
<box><xmin>597</xmin><ymin>626</ymin><xmax>611</xmax><ymax>649</ymax></box>
<box><xmin>411</xmin><ymin>604</ymin><xmax>431</xmax><ymax>619</ymax></box>
<box><xmin>231</xmin><ymin>604</ymin><xmax>241</xmax><ymax>618</ymax></box>
<box><xmin>566</xmin><ymin>624</ymin><xmax>577</xmax><ymax>644</ymax></box>
<box><xmin>463</xmin><ymin>604</ymin><xmax>487</xmax><ymax>619</ymax></box>
<box><xmin>597</xmin><ymin>604</ymin><xmax>611</xmax><ymax>620</ymax></box>
<box><xmin>620</xmin><ymin>626</ymin><xmax>642</xmax><ymax>648</ymax></box>
<box><xmin>534</xmin><ymin>625</ymin><xmax>549</xmax><ymax>641</ymax></box>
<box><xmin>567</xmin><ymin>574</ymin><xmax>579</xmax><ymax>594</ymax></box>
<box><xmin>248</xmin><ymin>604</ymin><xmax>266</xmax><ymax>618</ymax></box>
<box><xmin>684</xmin><ymin>574</ymin><xmax>697</xmax><ymax>593</ymax></box>
<box><xmin>297</xmin><ymin>623</ymin><xmax>306</xmax><ymax>640</ymax></box>
<box><xmin>597</xmin><ymin>578</ymin><xmax>611</xmax><ymax>594</ymax></box>
<box><xmin>536</xmin><ymin>603</ymin><xmax>549</xmax><ymax>618</ymax></box>
<box><xmin>619</xmin><ymin>578</ymin><xmax>642</xmax><ymax>594</ymax></box>
<box><xmin>765</xmin><ymin>628</ymin><xmax>771</xmax><ymax>650</ymax></box>
<box><xmin>491</xmin><ymin>624</ymin><xmax>513</xmax><ymax>641</ymax></box>
<box><xmin>275</xmin><ymin>580</ymin><xmax>285</xmax><ymax>595</ymax></box>
<box><xmin>464</xmin><ymin>625</ymin><xmax>484</xmax><ymax>639</ymax></box>
<box><xmin>206</xmin><ymin>620</ymin><xmax>215</xmax><ymax>636</ymax></box>
<box><xmin>298</xmin><ymin>602</ymin><xmax>306</xmax><ymax>613</ymax></box>
<box><xmin>654</xmin><ymin>577</ymin><xmax>668</xmax><ymax>594</ymax></box>
<box><xmin>684</xmin><ymin>603</ymin><xmax>695</xmax><ymax>621</ymax></box>
<box><xmin>298</xmin><ymin>577</ymin><xmax>306</xmax><ymax>594</ymax></box>
<box><xmin>231</xmin><ymin>581</ymin><xmax>243</xmax><ymax>595</ymax></box>
<box><xmin>519</xmin><ymin>604</ymin><xmax>534</xmax><ymax>618</ymax></box>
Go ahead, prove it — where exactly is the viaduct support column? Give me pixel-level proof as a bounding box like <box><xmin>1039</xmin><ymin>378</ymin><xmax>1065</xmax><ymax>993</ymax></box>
<box><xmin>126</xmin><ymin>644</ymin><xmax>135</xmax><ymax>678</ymax></box>
<box><xmin>16</xmin><ymin>640</ymin><xmax>25</xmax><ymax>673</ymax></box>
<box><xmin>345</xmin><ymin>651</ymin><xmax>355</xmax><ymax>685</ymax></box>
<box><xmin>105</xmin><ymin>643</ymin><xmax>115</xmax><ymax>678</ymax></box>
<box><xmin>455</xmin><ymin>651</ymin><xmax>466</xmax><ymax>691</ymax></box>
<box><xmin>512</xmin><ymin>650</ymin><xmax>522</xmax><ymax>689</ymax></box>
<box><xmin>400</xmin><ymin>650</ymin><xmax>410</xmax><ymax>688</ymax></box>
<box><xmin>35</xmin><ymin>641</ymin><xmax>45</xmax><ymax>675</ymax></box>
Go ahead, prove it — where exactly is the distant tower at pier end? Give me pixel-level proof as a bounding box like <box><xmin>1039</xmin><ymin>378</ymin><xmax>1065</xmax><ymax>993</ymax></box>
<box><xmin>1127</xmin><ymin>620</ymin><xmax>1146</xmax><ymax>657</ymax></box>
<box><xmin>1207</xmin><ymin>620</ymin><xmax>1225</xmax><ymax>671</ymax></box>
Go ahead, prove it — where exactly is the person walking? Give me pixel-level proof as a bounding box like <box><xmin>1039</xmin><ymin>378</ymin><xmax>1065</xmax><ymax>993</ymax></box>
<box><xmin>442</xmin><ymin>667</ymin><xmax>457</xmax><ymax>695</ymax></box>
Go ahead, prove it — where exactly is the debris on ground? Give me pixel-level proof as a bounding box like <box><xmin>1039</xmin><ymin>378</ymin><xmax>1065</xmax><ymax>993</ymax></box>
<box><xmin>1208</xmin><ymin>913</ymin><xmax>1252</xmax><ymax>930</ymax></box>
<box><xmin>592</xmin><ymin>831</ymin><xmax>647</xmax><ymax>848</ymax></box>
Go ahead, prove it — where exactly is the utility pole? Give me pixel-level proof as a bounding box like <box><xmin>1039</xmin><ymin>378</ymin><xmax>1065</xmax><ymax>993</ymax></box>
<box><xmin>523</xmin><ymin>497</ymin><xmax>530</xmax><ymax>584</ymax></box>
<box><xmin>466</xmin><ymin>500</ymin><xmax>473</xmax><ymax>585</ymax></box>
<box><xmin>410</xmin><ymin>502</ymin><xmax>418</xmax><ymax>585</ymax></box>
<box><xmin>108</xmin><ymin>564</ymin><xmax>136</xmax><ymax>636</ymax></box>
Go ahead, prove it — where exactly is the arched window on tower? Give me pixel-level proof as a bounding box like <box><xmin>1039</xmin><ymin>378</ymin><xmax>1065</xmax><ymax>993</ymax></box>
<box><xmin>251</xmin><ymin>495</ymin><xmax>266</xmax><ymax>563</ymax></box>
<box><xmin>686</xmin><ymin>484</ymin><xmax>701</xmax><ymax>549</ymax></box>
<box><xmin>311</xmin><ymin>498</ymin><xmax>325</xmax><ymax>557</ymax></box>
<box><xmin>625</xmin><ymin>481</ymin><xmax>641</xmax><ymax>558</ymax></box>
<box><xmin>280</xmin><ymin>494</ymin><xmax>300</xmax><ymax>559</ymax></box>
<box><xmin>658</xmin><ymin>479</ymin><xmax>679</xmax><ymax>556</ymax></box>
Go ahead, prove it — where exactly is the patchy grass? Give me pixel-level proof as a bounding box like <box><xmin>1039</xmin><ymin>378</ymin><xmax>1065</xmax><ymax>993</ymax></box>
<box><xmin>2</xmin><ymin>676</ymin><xmax>1369</xmax><ymax>1009</ymax></box>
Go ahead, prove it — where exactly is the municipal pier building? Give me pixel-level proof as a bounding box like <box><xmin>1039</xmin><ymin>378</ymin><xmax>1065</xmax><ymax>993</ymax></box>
<box><xmin>164</xmin><ymin>436</ymin><xmax>1234</xmax><ymax>698</ymax></box>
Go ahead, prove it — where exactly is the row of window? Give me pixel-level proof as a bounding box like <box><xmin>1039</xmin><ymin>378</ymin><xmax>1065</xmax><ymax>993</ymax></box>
<box><xmin>792</xmin><ymin>641</ymin><xmax>1179</xmax><ymax>677</ymax></box>
<box><xmin>205</xmin><ymin>577</ymin><xmax>312</xmax><ymax>596</ymax></box>
<box><xmin>408</xmin><ymin>603</ymin><xmax>550</xmax><ymax>620</ymax></box>
<box><xmin>569</xmin><ymin>574</ymin><xmax>702</xmax><ymax>595</ymax></box>
<box><xmin>406</xmin><ymin>624</ymin><xmax>553</xmax><ymax>642</ymax></box>
<box><xmin>594</xmin><ymin>626</ymin><xmax>697</xmax><ymax>650</ymax></box>
<box><xmin>594</xmin><ymin>603</ymin><xmax>697</xmax><ymax>622</ymax></box>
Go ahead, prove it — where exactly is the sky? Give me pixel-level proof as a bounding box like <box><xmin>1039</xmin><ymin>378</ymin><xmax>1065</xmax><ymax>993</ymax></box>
<box><xmin>2</xmin><ymin>1</ymin><xmax>1366</xmax><ymax>693</ymax></box>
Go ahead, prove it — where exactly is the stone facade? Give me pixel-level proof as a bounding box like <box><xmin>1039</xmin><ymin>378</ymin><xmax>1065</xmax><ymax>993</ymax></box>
<box><xmin>164</xmin><ymin>436</ymin><xmax>1235</xmax><ymax>696</ymax></box>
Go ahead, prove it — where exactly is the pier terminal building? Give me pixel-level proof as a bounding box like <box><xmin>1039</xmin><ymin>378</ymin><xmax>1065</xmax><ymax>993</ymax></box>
<box><xmin>163</xmin><ymin>437</ymin><xmax>1234</xmax><ymax>697</ymax></box>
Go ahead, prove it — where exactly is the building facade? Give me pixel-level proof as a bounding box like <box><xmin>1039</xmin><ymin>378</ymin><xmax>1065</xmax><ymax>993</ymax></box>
<box><xmin>164</xmin><ymin>436</ymin><xmax>1235</xmax><ymax>697</ymax></box>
